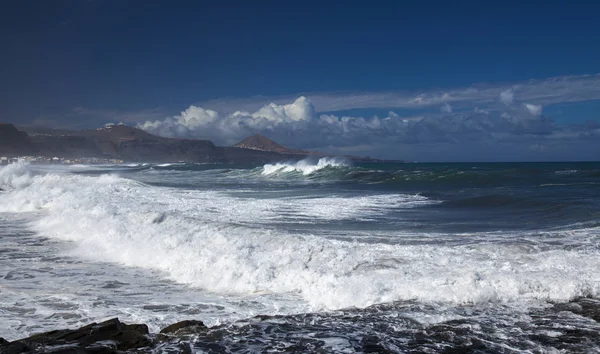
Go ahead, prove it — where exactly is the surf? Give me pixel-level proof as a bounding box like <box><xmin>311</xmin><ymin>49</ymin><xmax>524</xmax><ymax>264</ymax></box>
<box><xmin>1</xmin><ymin>163</ymin><xmax>599</xmax><ymax>313</ymax></box>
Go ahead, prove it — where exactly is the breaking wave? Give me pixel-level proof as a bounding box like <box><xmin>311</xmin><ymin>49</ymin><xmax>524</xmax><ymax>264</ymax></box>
<box><xmin>0</xmin><ymin>163</ymin><xmax>599</xmax><ymax>313</ymax></box>
<box><xmin>262</xmin><ymin>157</ymin><xmax>350</xmax><ymax>176</ymax></box>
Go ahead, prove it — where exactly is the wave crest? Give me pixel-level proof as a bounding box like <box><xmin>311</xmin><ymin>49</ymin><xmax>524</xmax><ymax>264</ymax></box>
<box><xmin>1</xmin><ymin>168</ymin><xmax>599</xmax><ymax>312</ymax></box>
<box><xmin>0</xmin><ymin>161</ymin><xmax>34</xmax><ymax>191</ymax></box>
<box><xmin>262</xmin><ymin>157</ymin><xmax>350</xmax><ymax>176</ymax></box>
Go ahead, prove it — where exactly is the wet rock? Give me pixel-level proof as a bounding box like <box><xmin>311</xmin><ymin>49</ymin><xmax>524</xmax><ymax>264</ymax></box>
<box><xmin>360</xmin><ymin>335</ymin><xmax>392</xmax><ymax>353</ymax></box>
<box><xmin>0</xmin><ymin>340</ymin><xmax>30</xmax><ymax>354</ymax></box>
<box><xmin>578</xmin><ymin>298</ymin><xmax>600</xmax><ymax>322</ymax></box>
<box><xmin>177</xmin><ymin>342</ymin><xmax>193</xmax><ymax>354</ymax></box>
<box><xmin>554</xmin><ymin>298</ymin><xmax>600</xmax><ymax>322</ymax></box>
<box><xmin>0</xmin><ymin>318</ymin><xmax>152</xmax><ymax>353</ymax></box>
<box><xmin>159</xmin><ymin>320</ymin><xmax>207</xmax><ymax>335</ymax></box>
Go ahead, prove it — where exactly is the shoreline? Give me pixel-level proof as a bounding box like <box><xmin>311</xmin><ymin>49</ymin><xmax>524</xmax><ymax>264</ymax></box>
<box><xmin>2</xmin><ymin>297</ymin><xmax>599</xmax><ymax>353</ymax></box>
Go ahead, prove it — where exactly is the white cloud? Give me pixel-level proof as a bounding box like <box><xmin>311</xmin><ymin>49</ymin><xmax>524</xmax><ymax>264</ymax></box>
<box><xmin>250</xmin><ymin>96</ymin><xmax>316</xmax><ymax>122</ymax></box>
<box><xmin>524</xmin><ymin>103</ymin><xmax>543</xmax><ymax>116</ymax></box>
<box><xmin>66</xmin><ymin>73</ymin><xmax>600</xmax><ymax>162</ymax></box>
<box><xmin>138</xmin><ymin>97</ymin><xmax>321</xmax><ymax>145</ymax></box>
<box><xmin>198</xmin><ymin>74</ymin><xmax>600</xmax><ymax>115</ymax></box>
<box><xmin>137</xmin><ymin>95</ymin><xmax>598</xmax><ymax>161</ymax></box>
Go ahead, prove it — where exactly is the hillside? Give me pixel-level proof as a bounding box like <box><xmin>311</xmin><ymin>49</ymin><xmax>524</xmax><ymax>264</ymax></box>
<box><xmin>3</xmin><ymin>125</ymin><xmax>302</xmax><ymax>163</ymax></box>
<box><xmin>233</xmin><ymin>134</ymin><xmax>312</xmax><ymax>155</ymax></box>
<box><xmin>0</xmin><ymin>123</ymin><xmax>36</xmax><ymax>155</ymax></box>
<box><xmin>2</xmin><ymin>124</ymin><xmax>401</xmax><ymax>163</ymax></box>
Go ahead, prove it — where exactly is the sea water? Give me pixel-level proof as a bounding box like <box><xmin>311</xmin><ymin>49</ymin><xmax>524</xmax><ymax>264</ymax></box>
<box><xmin>1</xmin><ymin>159</ymin><xmax>599</xmax><ymax>352</ymax></box>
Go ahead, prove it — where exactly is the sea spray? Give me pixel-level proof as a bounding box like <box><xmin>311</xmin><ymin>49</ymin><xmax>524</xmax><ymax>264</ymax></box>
<box><xmin>1</xmin><ymin>161</ymin><xmax>600</xmax><ymax>351</ymax></box>
<box><xmin>1</xmin><ymin>165</ymin><xmax>599</xmax><ymax>312</ymax></box>
<box><xmin>262</xmin><ymin>157</ymin><xmax>350</xmax><ymax>176</ymax></box>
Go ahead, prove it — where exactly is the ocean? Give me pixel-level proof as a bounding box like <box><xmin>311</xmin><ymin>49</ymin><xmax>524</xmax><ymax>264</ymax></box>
<box><xmin>0</xmin><ymin>158</ymin><xmax>599</xmax><ymax>352</ymax></box>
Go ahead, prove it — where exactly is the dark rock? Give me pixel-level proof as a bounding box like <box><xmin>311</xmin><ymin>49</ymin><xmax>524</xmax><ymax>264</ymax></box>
<box><xmin>155</xmin><ymin>333</ymin><xmax>171</xmax><ymax>343</ymax></box>
<box><xmin>83</xmin><ymin>343</ymin><xmax>117</xmax><ymax>354</ymax></box>
<box><xmin>0</xmin><ymin>340</ymin><xmax>30</xmax><ymax>354</ymax></box>
<box><xmin>7</xmin><ymin>318</ymin><xmax>152</xmax><ymax>353</ymax></box>
<box><xmin>122</xmin><ymin>323</ymin><xmax>149</xmax><ymax>335</ymax></box>
<box><xmin>360</xmin><ymin>335</ymin><xmax>392</xmax><ymax>353</ymax></box>
<box><xmin>177</xmin><ymin>343</ymin><xmax>193</xmax><ymax>354</ymax></box>
<box><xmin>88</xmin><ymin>318</ymin><xmax>121</xmax><ymax>338</ymax></box>
<box><xmin>159</xmin><ymin>320</ymin><xmax>207</xmax><ymax>335</ymax></box>
<box><xmin>116</xmin><ymin>330</ymin><xmax>152</xmax><ymax>350</ymax></box>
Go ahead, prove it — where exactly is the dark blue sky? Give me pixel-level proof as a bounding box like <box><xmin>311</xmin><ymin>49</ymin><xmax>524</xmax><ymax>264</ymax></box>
<box><xmin>2</xmin><ymin>1</ymin><xmax>598</xmax><ymax>115</ymax></box>
<box><xmin>1</xmin><ymin>0</ymin><xmax>599</xmax><ymax>160</ymax></box>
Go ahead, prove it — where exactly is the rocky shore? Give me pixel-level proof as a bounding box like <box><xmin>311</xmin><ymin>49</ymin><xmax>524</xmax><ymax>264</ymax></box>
<box><xmin>1</xmin><ymin>298</ymin><xmax>599</xmax><ymax>353</ymax></box>
<box><xmin>0</xmin><ymin>318</ymin><xmax>207</xmax><ymax>354</ymax></box>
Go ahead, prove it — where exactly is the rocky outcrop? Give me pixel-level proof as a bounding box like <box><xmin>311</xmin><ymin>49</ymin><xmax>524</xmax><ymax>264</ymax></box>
<box><xmin>3</xmin><ymin>297</ymin><xmax>600</xmax><ymax>353</ymax></box>
<box><xmin>159</xmin><ymin>320</ymin><xmax>207</xmax><ymax>335</ymax></box>
<box><xmin>0</xmin><ymin>318</ymin><xmax>213</xmax><ymax>354</ymax></box>
<box><xmin>0</xmin><ymin>318</ymin><xmax>151</xmax><ymax>353</ymax></box>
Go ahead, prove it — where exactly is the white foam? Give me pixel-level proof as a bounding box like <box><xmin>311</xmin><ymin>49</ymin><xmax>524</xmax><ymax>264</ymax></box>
<box><xmin>1</xmin><ymin>166</ymin><xmax>599</xmax><ymax>314</ymax></box>
<box><xmin>555</xmin><ymin>170</ymin><xmax>579</xmax><ymax>175</ymax></box>
<box><xmin>262</xmin><ymin>157</ymin><xmax>349</xmax><ymax>176</ymax></box>
<box><xmin>0</xmin><ymin>161</ymin><xmax>33</xmax><ymax>190</ymax></box>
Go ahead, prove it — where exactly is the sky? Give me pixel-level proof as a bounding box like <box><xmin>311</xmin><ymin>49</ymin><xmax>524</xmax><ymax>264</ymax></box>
<box><xmin>1</xmin><ymin>0</ymin><xmax>600</xmax><ymax>161</ymax></box>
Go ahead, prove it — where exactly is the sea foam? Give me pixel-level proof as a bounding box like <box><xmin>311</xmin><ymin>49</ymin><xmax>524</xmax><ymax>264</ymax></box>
<box><xmin>1</xmin><ymin>164</ymin><xmax>599</xmax><ymax>312</ymax></box>
<box><xmin>262</xmin><ymin>157</ymin><xmax>349</xmax><ymax>176</ymax></box>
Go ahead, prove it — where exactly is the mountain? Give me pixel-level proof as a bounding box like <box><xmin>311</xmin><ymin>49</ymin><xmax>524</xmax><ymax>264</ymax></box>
<box><xmin>1</xmin><ymin>124</ymin><xmax>401</xmax><ymax>163</ymax></box>
<box><xmin>15</xmin><ymin>124</ymin><xmax>219</xmax><ymax>162</ymax></box>
<box><xmin>0</xmin><ymin>123</ymin><xmax>36</xmax><ymax>155</ymax></box>
<box><xmin>233</xmin><ymin>134</ymin><xmax>306</xmax><ymax>154</ymax></box>
<box><xmin>2</xmin><ymin>125</ymin><xmax>310</xmax><ymax>163</ymax></box>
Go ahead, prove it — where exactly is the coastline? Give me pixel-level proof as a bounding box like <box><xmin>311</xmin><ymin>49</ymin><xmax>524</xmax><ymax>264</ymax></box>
<box><xmin>2</xmin><ymin>297</ymin><xmax>599</xmax><ymax>353</ymax></box>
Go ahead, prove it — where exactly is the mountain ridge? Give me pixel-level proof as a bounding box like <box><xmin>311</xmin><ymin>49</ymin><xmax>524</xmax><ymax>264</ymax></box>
<box><xmin>233</xmin><ymin>134</ymin><xmax>312</xmax><ymax>155</ymax></box>
<box><xmin>1</xmin><ymin>123</ymin><xmax>402</xmax><ymax>163</ymax></box>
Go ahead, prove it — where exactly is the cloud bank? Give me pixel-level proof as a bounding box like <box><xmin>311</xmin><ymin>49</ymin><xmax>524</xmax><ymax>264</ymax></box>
<box><xmin>197</xmin><ymin>74</ymin><xmax>600</xmax><ymax>114</ymax></box>
<box><xmin>138</xmin><ymin>86</ymin><xmax>600</xmax><ymax>161</ymax></box>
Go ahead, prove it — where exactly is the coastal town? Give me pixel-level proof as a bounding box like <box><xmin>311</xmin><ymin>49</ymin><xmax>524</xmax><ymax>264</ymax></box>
<box><xmin>0</xmin><ymin>156</ymin><xmax>124</xmax><ymax>165</ymax></box>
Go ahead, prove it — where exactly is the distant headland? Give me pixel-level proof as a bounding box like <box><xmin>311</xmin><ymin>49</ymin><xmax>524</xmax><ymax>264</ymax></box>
<box><xmin>0</xmin><ymin>123</ymin><xmax>401</xmax><ymax>164</ymax></box>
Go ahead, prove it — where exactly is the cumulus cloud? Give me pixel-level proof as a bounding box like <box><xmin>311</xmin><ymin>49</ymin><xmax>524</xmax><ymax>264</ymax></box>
<box><xmin>138</xmin><ymin>97</ymin><xmax>320</xmax><ymax>145</ymax></box>
<box><xmin>136</xmin><ymin>95</ymin><xmax>599</xmax><ymax>162</ymax></box>
<box><xmin>131</xmin><ymin>74</ymin><xmax>600</xmax><ymax>161</ymax></box>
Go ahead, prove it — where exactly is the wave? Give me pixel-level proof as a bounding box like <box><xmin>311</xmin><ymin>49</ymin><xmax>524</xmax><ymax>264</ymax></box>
<box><xmin>262</xmin><ymin>157</ymin><xmax>350</xmax><ymax>176</ymax></box>
<box><xmin>258</xmin><ymin>162</ymin><xmax>522</xmax><ymax>186</ymax></box>
<box><xmin>0</xmin><ymin>161</ymin><xmax>36</xmax><ymax>190</ymax></box>
<box><xmin>1</xmin><ymin>164</ymin><xmax>599</xmax><ymax>312</ymax></box>
<box><xmin>40</xmin><ymin>161</ymin><xmax>600</xmax><ymax>191</ymax></box>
